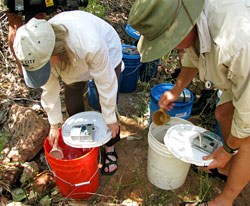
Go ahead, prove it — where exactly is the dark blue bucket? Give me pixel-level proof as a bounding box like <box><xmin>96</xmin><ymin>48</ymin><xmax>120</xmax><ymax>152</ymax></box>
<box><xmin>120</xmin><ymin>64</ymin><xmax>141</xmax><ymax>93</ymax></box>
<box><xmin>120</xmin><ymin>44</ymin><xmax>141</xmax><ymax>93</ymax></box>
<box><xmin>87</xmin><ymin>78</ymin><xmax>122</xmax><ymax>111</ymax></box>
<box><xmin>150</xmin><ymin>83</ymin><xmax>194</xmax><ymax>121</ymax></box>
<box><xmin>87</xmin><ymin>80</ymin><xmax>101</xmax><ymax>111</ymax></box>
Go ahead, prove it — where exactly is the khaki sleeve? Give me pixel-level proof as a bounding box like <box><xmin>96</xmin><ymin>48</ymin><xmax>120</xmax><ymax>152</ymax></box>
<box><xmin>181</xmin><ymin>52</ymin><xmax>197</xmax><ymax>68</ymax></box>
<box><xmin>228</xmin><ymin>44</ymin><xmax>250</xmax><ymax>138</ymax></box>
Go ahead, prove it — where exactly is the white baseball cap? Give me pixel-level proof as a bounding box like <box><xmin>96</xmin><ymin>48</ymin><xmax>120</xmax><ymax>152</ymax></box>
<box><xmin>13</xmin><ymin>18</ymin><xmax>56</xmax><ymax>88</ymax></box>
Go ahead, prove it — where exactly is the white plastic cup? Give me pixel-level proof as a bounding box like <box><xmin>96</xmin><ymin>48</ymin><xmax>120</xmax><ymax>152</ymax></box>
<box><xmin>49</xmin><ymin>146</ymin><xmax>64</xmax><ymax>159</ymax></box>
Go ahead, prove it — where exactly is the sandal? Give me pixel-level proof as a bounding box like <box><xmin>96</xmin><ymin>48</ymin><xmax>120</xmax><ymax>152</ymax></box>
<box><xmin>101</xmin><ymin>150</ymin><xmax>118</xmax><ymax>175</ymax></box>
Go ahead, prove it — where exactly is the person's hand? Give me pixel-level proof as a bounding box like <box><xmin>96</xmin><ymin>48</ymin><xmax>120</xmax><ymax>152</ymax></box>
<box><xmin>107</xmin><ymin>122</ymin><xmax>120</xmax><ymax>138</ymax></box>
<box><xmin>203</xmin><ymin>146</ymin><xmax>232</xmax><ymax>169</ymax></box>
<box><xmin>158</xmin><ymin>89</ymin><xmax>181</xmax><ymax>110</ymax></box>
<box><xmin>48</xmin><ymin>125</ymin><xmax>60</xmax><ymax>147</ymax></box>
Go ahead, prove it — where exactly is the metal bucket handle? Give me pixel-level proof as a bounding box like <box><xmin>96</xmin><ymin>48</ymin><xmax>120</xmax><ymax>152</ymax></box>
<box><xmin>45</xmin><ymin>148</ymin><xmax>102</xmax><ymax>187</ymax></box>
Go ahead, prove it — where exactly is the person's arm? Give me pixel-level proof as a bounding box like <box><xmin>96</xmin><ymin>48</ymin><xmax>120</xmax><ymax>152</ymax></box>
<box><xmin>41</xmin><ymin>70</ymin><xmax>63</xmax><ymax>145</ymax></box>
<box><xmin>87</xmin><ymin>39</ymin><xmax>120</xmax><ymax>137</ymax></box>
<box><xmin>204</xmin><ymin>44</ymin><xmax>250</xmax><ymax>169</ymax></box>
<box><xmin>158</xmin><ymin>67</ymin><xmax>198</xmax><ymax>109</ymax></box>
<box><xmin>88</xmin><ymin>41</ymin><xmax>118</xmax><ymax>125</ymax></box>
<box><xmin>173</xmin><ymin>67</ymin><xmax>198</xmax><ymax>95</ymax></box>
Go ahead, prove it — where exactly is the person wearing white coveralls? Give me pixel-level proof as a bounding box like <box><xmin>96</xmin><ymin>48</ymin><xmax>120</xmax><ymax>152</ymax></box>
<box><xmin>13</xmin><ymin>10</ymin><xmax>123</xmax><ymax>175</ymax></box>
<box><xmin>129</xmin><ymin>0</ymin><xmax>250</xmax><ymax>205</ymax></box>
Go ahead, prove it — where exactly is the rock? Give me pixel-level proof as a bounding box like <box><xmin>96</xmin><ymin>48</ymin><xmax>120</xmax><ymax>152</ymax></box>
<box><xmin>0</xmin><ymin>162</ymin><xmax>23</xmax><ymax>190</ymax></box>
<box><xmin>32</xmin><ymin>171</ymin><xmax>54</xmax><ymax>194</ymax></box>
<box><xmin>0</xmin><ymin>104</ymin><xmax>50</xmax><ymax>191</ymax></box>
<box><xmin>3</xmin><ymin>104</ymin><xmax>50</xmax><ymax>162</ymax></box>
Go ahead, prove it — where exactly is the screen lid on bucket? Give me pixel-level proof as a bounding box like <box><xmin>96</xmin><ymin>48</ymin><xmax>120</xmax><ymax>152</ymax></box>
<box><xmin>62</xmin><ymin>111</ymin><xmax>112</xmax><ymax>148</ymax></box>
<box><xmin>164</xmin><ymin>124</ymin><xmax>223</xmax><ymax>166</ymax></box>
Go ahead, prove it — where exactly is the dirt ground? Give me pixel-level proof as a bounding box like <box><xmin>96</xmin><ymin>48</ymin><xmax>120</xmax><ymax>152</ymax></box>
<box><xmin>1</xmin><ymin>1</ymin><xmax>250</xmax><ymax>205</ymax></box>
<box><xmin>44</xmin><ymin>89</ymin><xmax>249</xmax><ymax>206</ymax></box>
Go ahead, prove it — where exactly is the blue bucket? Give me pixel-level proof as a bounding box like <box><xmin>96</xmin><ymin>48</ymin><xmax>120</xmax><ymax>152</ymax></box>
<box><xmin>150</xmin><ymin>83</ymin><xmax>194</xmax><ymax>121</ymax></box>
<box><xmin>125</xmin><ymin>24</ymin><xmax>140</xmax><ymax>40</ymax></box>
<box><xmin>87</xmin><ymin>80</ymin><xmax>101</xmax><ymax>111</ymax></box>
<box><xmin>87</xmin><ymin>78</ymin><xmax>122</xmax><ymax>111</ymax></box>
<box><xmin>120</xmin><ymin>44</ymin><xmax>141</xmax><ymax>93</ymax></box>
<box><xmin>120</xmin><ymin>64</ymin><xmax>141</xmax><ymax>93</ymax></box>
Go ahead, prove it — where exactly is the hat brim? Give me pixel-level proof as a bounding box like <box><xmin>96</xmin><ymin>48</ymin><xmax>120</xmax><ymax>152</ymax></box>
<box><xmin>138</xmin><ymin>0</ymin><xmax>204</xmax><ymax>63</ymax></box>
<box><xmin>22</xmin><ymin>61</ymin><xmax>51</xmax><ymax>88</ymax></box>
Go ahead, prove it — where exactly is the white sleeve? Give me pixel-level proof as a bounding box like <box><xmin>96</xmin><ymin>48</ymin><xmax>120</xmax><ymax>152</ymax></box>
<box><xmin>41</xmin><ymin>71</ymin><xmax>63</xmax><ymax>125</ymax></box>
<box><xmin>87</xmin><ymin>40</ymin><xmax>118</xmax><ymax>124</ymax></box>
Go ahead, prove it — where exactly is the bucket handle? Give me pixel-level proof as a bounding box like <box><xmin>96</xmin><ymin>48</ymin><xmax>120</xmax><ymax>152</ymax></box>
<box><xmin>122</xmin><ymin>63</ymin><xmax>141</xmax><ymax>77</ymax></box>
<box><xmin>45</xmin><ymin>156</ymin><xmax>99</xmax><ymax>187</ymax></box>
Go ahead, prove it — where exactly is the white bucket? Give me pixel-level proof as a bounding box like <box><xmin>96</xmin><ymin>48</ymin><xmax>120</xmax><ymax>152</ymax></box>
<box><xmin>147</xmin><ymin>117</ymin><xmax>192</xmax><ymax>190</ymax></box>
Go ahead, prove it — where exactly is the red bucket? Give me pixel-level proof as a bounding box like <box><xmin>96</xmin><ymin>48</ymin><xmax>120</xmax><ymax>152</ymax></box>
<box><xmin>44</xmin><ymin>129</ymin><xmax>99</xmax><ymax>199</ymax></box>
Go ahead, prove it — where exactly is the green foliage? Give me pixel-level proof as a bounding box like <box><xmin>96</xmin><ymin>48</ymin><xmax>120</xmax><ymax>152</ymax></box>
<box><xmin>0</xmin><ymin>129</ymin><xmax>6</xmax><ymax>154</ymax></box>
<box><xmin>161</xmin><ymin>50</ymin><xmax>180</xmax><ymax>71</ymax></box>
<box><xmin>134</xmin><ymin>81</ymin><xmax>151</xmax><ymax>117</ymax></box>
<box><xmin>82</xmin><ymin>0</ymin><xmax>106</xmax><ymax>18</ymax></box>
<box><xmin>198</xmin><ymin>171</ymin><xmax>213</xmax><ymax>201</ymax></box>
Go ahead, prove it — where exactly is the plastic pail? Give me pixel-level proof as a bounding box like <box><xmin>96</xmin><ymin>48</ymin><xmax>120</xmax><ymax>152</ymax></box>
<box><xmin>44</xmin><ymin>130</ymin><xmax>99</xmax><ymax>199</ymax></box>
<box><xmin>125</xmin><ymin>24</ymin><xmax>140</xmax><ymax>40</ymax></box>
<box><xmin>87</xmin><ymin>80</ymin><xmax>101</xmax><ymax>111</ymax></box>
<box><xmin>120</xmin><ymin>44</ymin><xmax>141</xmax><ymax>93</ymax></box>
<box><xmin>147</xmin><ymin>118</ymin><xmax>192</xmax><ymax>190</ymax></box>
<box><xmin>87</xmin><ymin>80</ymin><xmax>121</xmax><ymax>111</ymax></box>
<box><xmin>150</xmin><ymin>83</ymin><xmax>194</xmax><ymax>121</ymax></box>
<box><xmin>120</xmin><ymin>65</ymin><xmax>141</xmax><ymax>93</ymax></box>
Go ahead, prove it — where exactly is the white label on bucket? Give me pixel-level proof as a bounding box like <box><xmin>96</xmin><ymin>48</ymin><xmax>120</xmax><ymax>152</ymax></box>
<box><xmin>175</xmin><ymin>112</ymin><xmax>187</xmax><ymax>118</ymax></box>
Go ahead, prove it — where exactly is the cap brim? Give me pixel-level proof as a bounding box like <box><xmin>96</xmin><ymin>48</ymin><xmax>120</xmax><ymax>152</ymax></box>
<box><xmin>138</xmin><ymin>0</ymin><xmax>204</xmax><ymax>63</ymax></box>
<box><xmin>22</xmin><ymin>61</ymin><xmax>51</xmax><ymax>88</ymax></box>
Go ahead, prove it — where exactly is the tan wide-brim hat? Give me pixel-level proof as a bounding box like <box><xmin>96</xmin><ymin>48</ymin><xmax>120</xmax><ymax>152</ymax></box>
<box><xmin>128</xmin><ymin>0</ymin><xmax>205</xmax><ymax>62</ymax></box>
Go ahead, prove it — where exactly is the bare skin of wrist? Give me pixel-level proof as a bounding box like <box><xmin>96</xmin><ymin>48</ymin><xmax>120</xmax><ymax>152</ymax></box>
<box><xmin>49</xmin><ymin>126</ymin><xmax>60</xmax><ymax>146</ymax></box>
<box><xmin>107</xmin><ymin>122</ymin><xmax>120</xmax><ymax>138</ymax></box>
<box><xmin>50</xmin><ymin>124</ymin><xmax>59</xmax><ymax>129</ymax></box>
<box><xmin>226</xmin><ymin>134</ymin><xmax>244</xmax><ymax>149</ymax></box>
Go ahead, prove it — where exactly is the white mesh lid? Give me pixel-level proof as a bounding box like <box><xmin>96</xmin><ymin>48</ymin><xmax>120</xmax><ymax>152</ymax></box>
<box><xmin>62</xmin><ymin>111</ymin><xmax>112</xmax><ymax>148</ymax></box>
<box><xmin>164</xmin><ymin>124</ymin><xmax>223</xmax><ymax>166</ymax></box>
